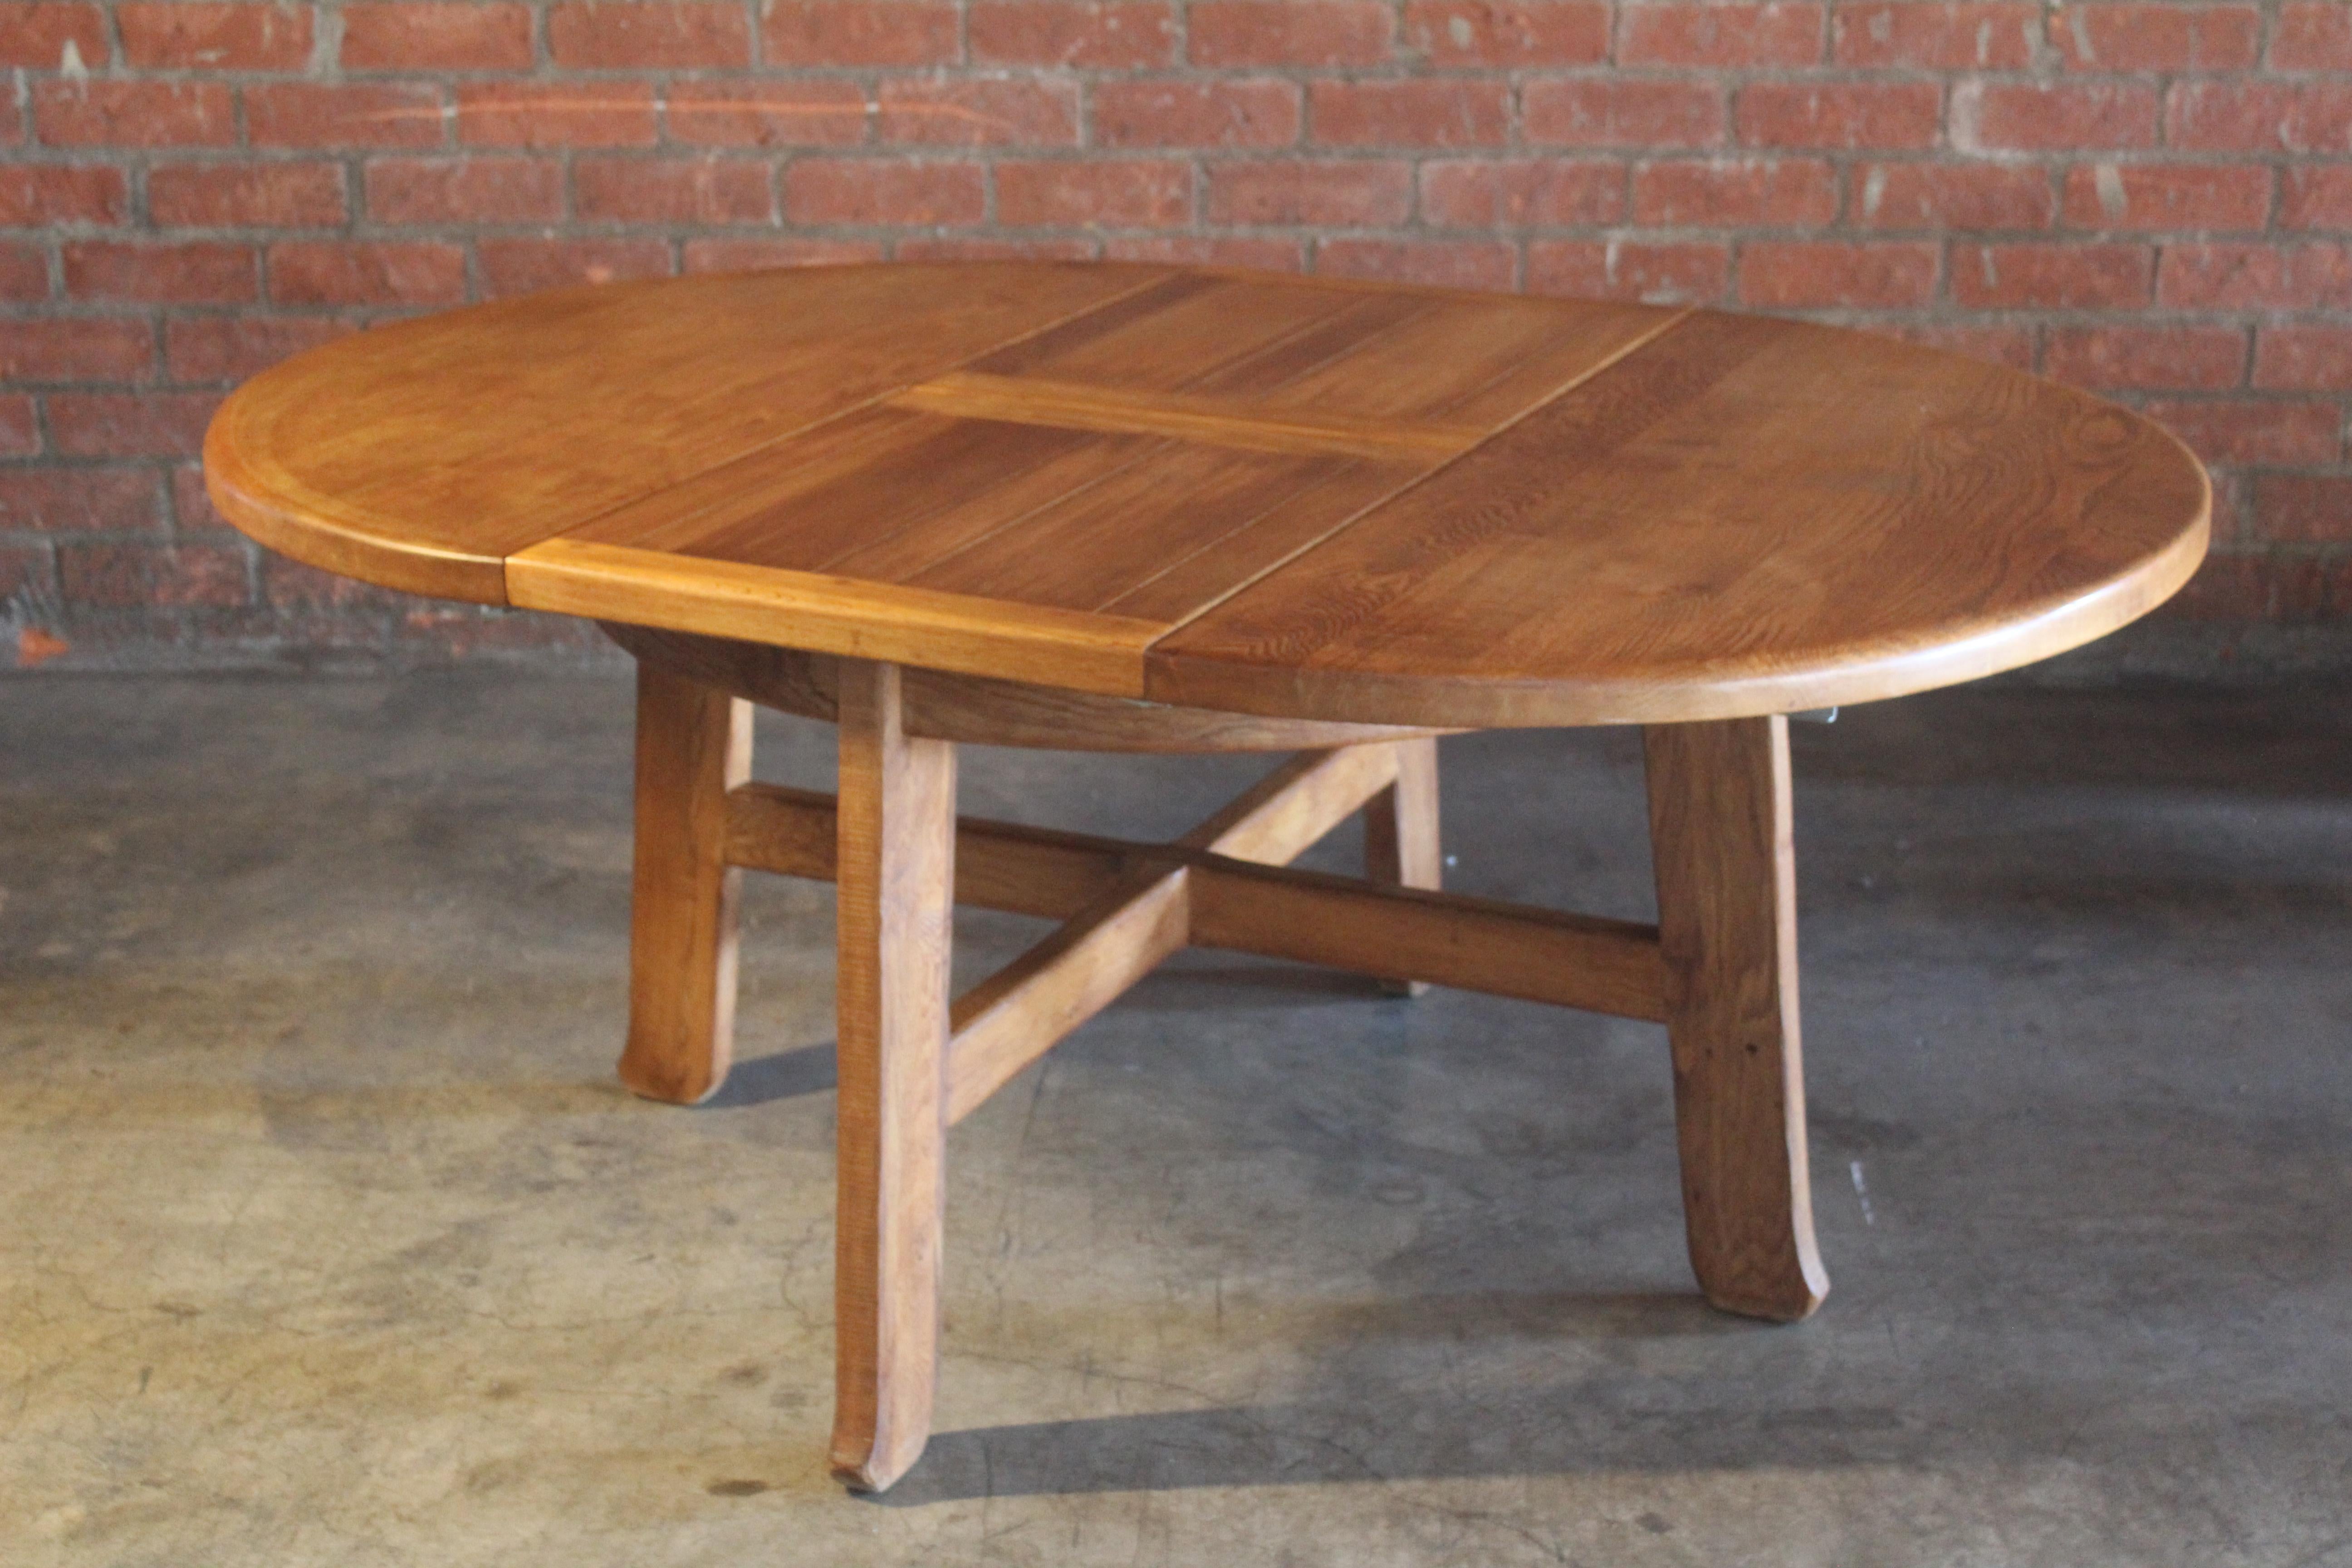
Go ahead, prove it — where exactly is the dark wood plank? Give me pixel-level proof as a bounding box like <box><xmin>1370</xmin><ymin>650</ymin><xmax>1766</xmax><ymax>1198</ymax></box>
<box><xmin>1644</xmin><ymin>713</ymin><xmax>1828</xmax><ymax>1322</ymax></box>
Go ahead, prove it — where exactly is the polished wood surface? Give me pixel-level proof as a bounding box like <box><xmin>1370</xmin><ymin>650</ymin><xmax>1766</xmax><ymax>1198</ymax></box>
<box><xmin>1645</xmin><ymin>715</ymin><xmax>1829</xmax><ymax>1322</ymax></box>
<box><xmin>204</xmin><ymin>262</ymin><xmax>2208</xmax><ymax>727</ymax></box>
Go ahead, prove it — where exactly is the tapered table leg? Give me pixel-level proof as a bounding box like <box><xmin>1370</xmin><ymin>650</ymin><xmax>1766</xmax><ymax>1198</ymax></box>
<box><xmin>829</xmin><ymin>659</ymin><xmax>957</xmax><ymax>1493</ymax></box>
<box><xmin>1643</xmin><ymin>714</ymin><xmax>1829</xmax><ymax>1323</ymax></box>
<box><xmin>617</xmin><ymin>662</ymin><xmax>752</xmax><ymax>1105</ymax></box>
<box><xmin>1364</xmin><ymin>736</ymin><xmax>1442</xmax><ymax>996</ymax></box>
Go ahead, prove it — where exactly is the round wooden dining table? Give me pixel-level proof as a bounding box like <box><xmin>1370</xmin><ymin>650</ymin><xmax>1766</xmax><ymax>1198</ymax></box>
<box><xmin>204</xmin><ymin>261</ymin><xmax>2210</xmax><ymax>1493</ymax></box>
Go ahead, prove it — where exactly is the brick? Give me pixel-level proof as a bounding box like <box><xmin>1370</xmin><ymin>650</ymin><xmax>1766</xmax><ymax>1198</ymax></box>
<box><xmin>2049</xmin><ymin>5</ymin><xmax>2260</xmax><ymax>72</ymax></box>
<box><xmin>0</xmin><ymin>395</ymin><xmax>38</xmax><ymax>458</ymax></box>
<box><xmin>2158</xmin><ymin>243</ymin><xmax>2352</xmax><ymax>310</ymax></box>
<box><xmin>59</xmin><ymin>542</ymin><xmax>249</xmax><ymax>607</ymax></box>
<box><xmin>970</xmin><ymin>3</ymin><xmax>1176</xmax><ymax>67</ymax></box>
<box><xmin>1953</xmin><ymin>242</ymin><xmax>2151</xmax><ymax>308</ymax></box>
<box><xmin>64</xmin><ymin>241</ymin><xmax>256</xmax><ymax>304</ymax></box>
<box><xmin>0</xmin><ymin>468</ymin><xmax>160</xmax><ymax>532</ymax></box>
<box><xmin>1736</xmin><ymin>83</ymin><xmax>1940</xmax><ymax>149</ymax></box>
<box><xmin>2166</xmin><ymin>83</ymin><xmax>2352</xmax><ymax>154</ymax></box>
<box><xmin>0</xmin><ymin>246</ymin><xmax>48</xmax><ymax>303</ymax></box>
<box><xmin>2255</xmin><ymin>326</ymin><xmax>2352</xmax><ymax>391</ymax></box>
<box><xmin>2044</xmin><ymin>326</ymin><xmax>2246</xmax><ymax>390</ymax></box>
<box><xmin>365</xmin><ymin>156</ymin><xmax>566</xmax><ymax>224</ymax></box>
<box><xmin>0</xmin><ymin>4</ymin><xmax>108</xmax><ymax>69</ymax></box>
<box><xmin>170</xmin><ymin>466</ymin><xmax>227</xmax><ymax>530</ymax></box>
<box><xmin>1525</xmin><ymin>79</ymin><xmax>1725</xmax><ymax>148</ymax></box>
<box><xmin>2060</xmin><ymin>163</ymin><xmax>2270</xmax><ymax>233</ymax></box>
<box><xmin>0</xmin><ymin>318</ymin><xmax>153</xmax><ymax>381</ymax></box>
<box><xmin>166</xmin><ymin>316</ymin><xmax>354</xmax><ymax>381</ymax></box>
<box><xmin>1739</xmin><ymin>240</ymin><xmax>1937</xmax><ymax>308</ymax></box>
<box><xmin>1960</xmin><ymin>82</ymin><xmax>2157</xmax><ymax>151</ymax></box>
<box><xmin>1855</xmin><ymin>162</ymin><xmax>2053</xmax><ymax>230</ymax></box>
<box><xmin>149</xmin><ymin>162</ymin><xmax>349</xmax><ymax>229</ymax></box>
<box><xmin>784</xmin><ymin>159</ymin><xmax>986</xmax><ymax>225</ymax></box>
<box><xmin>0</xmin><ymin>547</ymin><xmax>48</xmax><ymax>602</ymax></box>
<box><xmin>458</xmin><ymin>83</ymin><xmax>658</xmax><ymax>148</ymax></box>
<box><xmin>1204</xmin><ymin>159</ymin><xmax>1413</xmax><ymax>225</ymax></box>
<box><xmin>2141</xmin><ymin>399</ymin><xmax>2341</xmax><ymax>467</ymax></box>
<box><xmin>1403</xmin><ymin>1</ymin><xmax>1610</xmax><ymax>64</ymax></box>
<box><xmin>477</xmin><ymin>237</ymin><xmax>673</xmax><ymax>296</ymax></box>
<box><xmin>1187</xmin><ymin>2</ymin><xmax>1393</xmax><ymax>66</ymax></box>
<box><xmin>1310</xmin><ymin>79</ymin><xmax>1509</xmax><ymax>148</ymax></box>
<box><xmin>2284</xmin><ymin>167</ymin><xmax>2352</xmax><ymax>232</ymax></box>
<box><xmin>1421</xmin><ymin>159</ymin><xmax>1625</xmax><ymax>226</ymax></box>
<box><xmin>117</xmin><ymin>4</ymin><xmax>314</xmax><ymax>69</ymax></box>
<box><xmin>2161</xmin><ymin>552</ymin><xmax>2330</xmax><ymax>620</ymax></box>
<box><xmin>260</xmin><ymin>554</ymin><xmax>409</xmax><ymax>611</ymax></box>
<box><xmin>0</xmin><ymin>166</ymin><xmax>127</xmax><ymax>227</ymax></box>
<box><xmin>548</xmin><ymin>2</ymin><xmax>751</xmax><ymax>68</ymax></box>
<box><xmin>1092</xmin><ymin>79</ymin><xmax>1300</xmax><ymax>148</ymax></box>
<box><xmin>894</xmin><ymin>236</ymin><xmax>1097</xmax><ymax>260</ymax></box>
<box><xmin>877</xmin><ymin>79</ymin><xmax>1081</xmax><ymax>147</ymax></box>
<box><xmin>1832</xmin><ymin>3</ymin><xmax>2036</xmax><ymax>68</ymax></box>
<box><xmin>47</xmin><ymin>392</ymin><xmax>217</xmax><ymax>458</ymax></box>
<box><xmin>1526</xmin><ymin>239</ymin><xmax>1730</xmax><ymax>303</ymax></box>
<box><xmin>1317</xmin><ymin>237</ymin><xmax>1516</xmax><ymax>290</ymax></box>
<box><xmin>2273</xmin><ymin>3</ymin><xmax>2352</xmax><ymax>70</ymax></box>
<box><xmin>1891</xmin><ymin>323</ymin><xmax>2036</xmax><ymax>369</ymax></box>
<box><xmin>681</xmin><ymin>237</ymin><xmax>887</xmax><ymax>272</ymax></box>
<box><xmin>1102</xmin><ymin>235</ymin><xmax>1306</xmax><ymax>270</ymax></box>
<box><xmin>2250</xmin><ymin>476</ymin><xmax>2352</xmax><ymax>544</ymax></box>
<box><xmin>1632</xmin><ymin>158</ymin><xmax>1837</xmax><ymax>227</ymax></box>
<box><xmin>762</xmin><ymin>3</ymin><xmax>960</xmax><ymax>65</ymax></box>
<box><xmin>574</xmin><ymin>157</ymin><xmax>774</xmax><ymax>225</ymax></box>
<box><xmin>33</xmin><ymin>82</ymin><xmax>238</xmax><ymax>147</ymax></box>
<box><xmin>1620</xmin><ymin>3</ymin><xmax>1825</xmax><ymax>69</ymax></box>
<box><xmin>246</xmin><ymin>83</ymin><xmax>445</xmax><ymax>148</ymax></box>
<box><xmin>341</xmin><ymin>4</ymin><xmax>534</xmax><ymax>70</ymax></box>
<box><xmin>267</xmin><ymin>240</ymin><xmax>467</xmax><ymax>306</ymax></box>
<box><xmin>666</xmin><ymin>81</ymin><xmax>870</xmax><ymax>147</ymax></box>
<box><xmin>996</xmin><ymin>159</ymin><xmax>1192</xmax><ymax>227</ymax></box>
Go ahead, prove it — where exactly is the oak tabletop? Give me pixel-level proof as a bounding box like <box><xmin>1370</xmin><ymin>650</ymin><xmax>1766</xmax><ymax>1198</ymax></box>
<box><xmin>204</xmin><ymin>261</ymin><xmax>2209</xmax><ymax>728</ymax></box>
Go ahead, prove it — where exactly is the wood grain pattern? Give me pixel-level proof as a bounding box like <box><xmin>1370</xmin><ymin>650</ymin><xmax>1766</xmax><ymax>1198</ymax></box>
<box><xmin>828</xmin><ymin>660</ymin><xmax>958</xmax><ymax>1492</ymax></box>
<box><xmin>1644</xmin><ymin>714</ymin><xmax>1828</xmax><ymax>1322</ymax></box>
<box><xmin>205</xmin><ymin>261</ymin><xmax>2208</xmax><ymax>727</ymax></box>
<box><xmin>1178</xmin><ymin>744</ymin><xmax>1401</xmax><ymax>862</ymax></box>
<box><xmin>510</xmin><ymin>537</ymin><xmax>1162</xmax><ymax>698</ymax></box>
<box><xmin>616</xmin><ymin>663</ymin><xmax>752</xmax><ymax>1105</ymax></box>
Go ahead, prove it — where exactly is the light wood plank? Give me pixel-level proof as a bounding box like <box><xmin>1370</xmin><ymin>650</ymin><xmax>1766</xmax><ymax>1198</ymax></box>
<box><xmin>1364</xmin><ymin>736</ymin><xmax>1442</xmax><ymax>995</ymax></box>
<box><xmin>890</xmin><ymin>371</ymin><xmax>1485</xmax><ymax>461</ymax></box>
<box><xmin>829</xmin><ymin>661</ymin><xmax>958</xmax><ymax>1493</ymax></box>
<box><xmin>617</xmin><ymin>663</ymin><xmax>753</xmax><ymax>1104</ymax></box>
<box><xmin>942</xmin><ymin>867</ymin><xmax>1191</xmax><ymax>1126</ymax></box>
<box><xmin>508</xmin><ymin>538</ymin><xmax>1163</xmax><ymax>699</ymax></box>
<box><xmin>1644</xmin><ymin>714</ymin><xmax>1828</xmax><ymax>1323</ymax></box>
<box><xmin>1178</xmin><ymin>744</ymin><xmax>1400</xmax><ymax>862</ymax></box>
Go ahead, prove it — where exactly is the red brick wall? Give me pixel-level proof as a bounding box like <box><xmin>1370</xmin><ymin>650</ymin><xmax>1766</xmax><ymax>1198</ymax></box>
<box><xmin>3</xmin><ymin>0</ymin><xmax>2347</xmax><ymax>664</ymax></box>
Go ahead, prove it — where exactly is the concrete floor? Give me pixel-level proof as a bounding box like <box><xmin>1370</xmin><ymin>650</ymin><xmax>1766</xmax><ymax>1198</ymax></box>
<box><xmin>1</xmin><ymin>667</ymin><xmax>2347</xmax><ymax>1567</ymax></box>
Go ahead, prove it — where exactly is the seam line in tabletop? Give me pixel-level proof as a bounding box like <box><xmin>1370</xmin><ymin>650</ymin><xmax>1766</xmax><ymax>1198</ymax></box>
<box><xmin>1135</xmin><ymin>306</ymin><xmax>1700</xmax><ymax>646</ymax></box>
<box><xmin>536</xmin><ymin>266</ymin><xmax>1187</xmax><ymax>555</ymax></box>
<box><xmin>790</xmin><ymin>284</ymin><xmax>1452</xmax><ymax>589</ymax></box>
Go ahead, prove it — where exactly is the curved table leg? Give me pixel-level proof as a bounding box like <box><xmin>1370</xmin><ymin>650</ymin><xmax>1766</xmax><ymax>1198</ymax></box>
<box><xmin>617</xmin><ymin>662</ymin><xmax>752</xmax><ymax>1105</ymax></box>
<box><xmin>828</xmin><ymin>660</ymin><xmax>957</xmax><ymax>1493</ymax></box>
<box><xmin>1643</xmin><ymin>714</ymin><xmax>1830</xmax><ymax>1323</ymax></box>
<box><xmin>1364</xmin><ymin>736</ymin><xmax>1442</xmax><ymax>996</ymax></box>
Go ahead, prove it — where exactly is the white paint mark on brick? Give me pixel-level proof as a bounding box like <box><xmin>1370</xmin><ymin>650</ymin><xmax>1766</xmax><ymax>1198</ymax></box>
<box><xmin>59</xmin><ymin>38</ymin><xmax>88</xmax><ymax>81</ymax></box>
<box><xmin>2095</xmin><ymin>162</ymin><xmax>2127</xmax><ymax>220</ymax></box>
<box><xmin>2069</xmin><ymin>5</ymin><xmax>2097</xmax><ymax>65</ymax></box>
<box><xmin>1449</xmin><ymin>16</ymin><xmax>1473</xmax><ymax>49</ymax></box>
<box><xmin>1862</xmin><ymin>167</ymin><xmax>1887</xmax><ymax>220</ymax></box>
